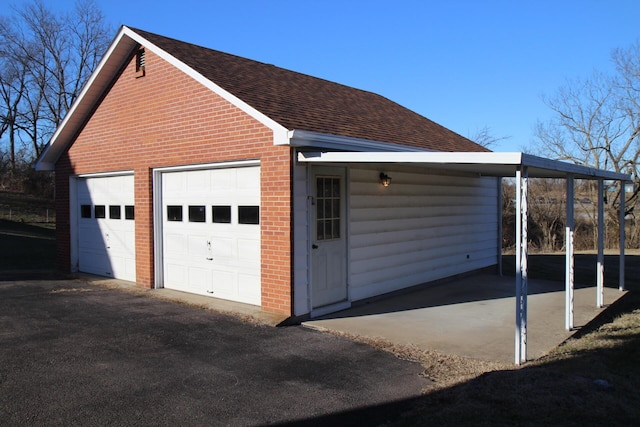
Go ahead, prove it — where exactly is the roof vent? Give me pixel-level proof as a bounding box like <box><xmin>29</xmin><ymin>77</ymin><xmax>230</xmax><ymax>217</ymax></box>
<box><xmin>135</xmin><ymin>48</ymin><xmax>146</xmax><ymax>77</ymax></box>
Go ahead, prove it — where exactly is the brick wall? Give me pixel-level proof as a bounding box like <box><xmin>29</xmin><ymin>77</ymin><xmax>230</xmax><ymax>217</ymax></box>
<box><xmin>55</xmin><ymin>47</ymin><xmax>293</xmax><ymax>315</ymax></box>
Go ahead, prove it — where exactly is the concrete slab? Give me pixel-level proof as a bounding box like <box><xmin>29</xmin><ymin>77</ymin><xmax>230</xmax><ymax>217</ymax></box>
<box><xmin>303</xmin><ymin>274</ymin><xmax>627</xmax><ymax>364</ymax></box>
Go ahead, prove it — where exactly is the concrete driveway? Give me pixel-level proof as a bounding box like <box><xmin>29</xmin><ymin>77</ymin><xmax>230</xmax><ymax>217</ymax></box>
<box><xmin>0</xmin><ymin>279</ymin><xmax>427</xmax><ymax>426</ymax></box>
<box><xmin>304</xmin><ymin>273</ymin><xmax>627</xmax><ymax>364</ymax></box>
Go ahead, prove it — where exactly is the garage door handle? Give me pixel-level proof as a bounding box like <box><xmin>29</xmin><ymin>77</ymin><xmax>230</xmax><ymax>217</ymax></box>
<box><xmin>206</xmin><ymin>240</ymin><xmax>213</xmax><ymax>260</ymax></box>
<box><xmin>312</xmin><ymin>244</ymin><xmax>318</xmax><ymax>249</ymax></box>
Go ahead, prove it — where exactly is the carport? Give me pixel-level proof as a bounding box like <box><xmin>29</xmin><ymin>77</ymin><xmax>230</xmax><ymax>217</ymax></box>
<box><xmin>298</xmin><ymin>151</ymin><xmax>631</xmax><ymax>364</ymax></box>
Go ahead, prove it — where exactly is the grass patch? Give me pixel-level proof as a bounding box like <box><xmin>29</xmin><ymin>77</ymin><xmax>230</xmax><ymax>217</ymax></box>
<box><xmin>0</xmin><ymin>190</ymin><xmax>55</xmax><ymax>225</ymax></box>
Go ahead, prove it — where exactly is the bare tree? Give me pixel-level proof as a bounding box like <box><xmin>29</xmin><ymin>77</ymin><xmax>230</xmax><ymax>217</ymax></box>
<box><xmin>0</xmin><ymin>0</ymin><xmax>111</xmax><ymax>167</ymax></box>
<box><xmin>468</xmin><ymin>125</ymin><xmax>511</xmax><ymax>150</ymax></box>
<box><xmin>534</xmin><ymin>40</ymin><xmax>640</xmax><ymax>248</ymax></box>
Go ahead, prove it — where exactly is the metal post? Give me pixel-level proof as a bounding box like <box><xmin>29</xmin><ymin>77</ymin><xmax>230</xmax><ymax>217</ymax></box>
<box><xmin>498</xmin><ymin>178</ymin><xmax>503</xmax><ymax>276</ymax></box>
<box><xmin>619</xmin><ymin>183</ymin><xmax>626</xmax><ymax>291</ymax></box>
<box><xmin>565</xmin><ymin>175</ymin><xmax>575</xmax><ymax>330</ymax></box>
<box><xmin>514</xmin><ymin>167</ymin><xmax>528</xmax><ymax>365</ymax></box>
<box><xmin>597</xmin><ymin>179</ymin><xmax>605</xmax><ymax>308</ymax></box>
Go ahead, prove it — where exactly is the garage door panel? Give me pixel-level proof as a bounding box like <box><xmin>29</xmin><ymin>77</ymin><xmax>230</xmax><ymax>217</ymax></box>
<box><xmin>211</xmin><ymin>269</ymin><xmax>235</xmax><ymax>294</ymax></box>
<box><xmin>212</xmin><ymin>237</ymin><xmax>234</xmax><ymax>259</ymax></box>
<box><xmin>76</xmin><ymin>175</ymin><xmax>135</xmax><ymax>282</ymax></box>
<box><xmin>237</xmin><ymin>238</ymin><xmax>259</xmax><ymax>262</ymax></box>
<box><xmin>166</xmin><ymin>263</ymin><xmax>186</xmax><ymax>285</ymax></box>
<box><xmin>238</xmin><ymin>274</ymin><xmax>260</xmax><ymax>303</ymax></box>
<box><xmin>161</xmin><ymin>166</ymin><xmax>261</xmax><ymax>306</ymax></box>
<box><xmin>188</xmin><ymin>267</ymin><xmax>209</xmax><ymax>291</ymax></box>
<box><xmin>187</xmin><ymin>234</ymin><xmax>209</xmax><ymax>259</ymax></box>
<box><xmin>165</xmin><ymin>232</ymin><xmax>188</xmax><ymax>256</ymax></box>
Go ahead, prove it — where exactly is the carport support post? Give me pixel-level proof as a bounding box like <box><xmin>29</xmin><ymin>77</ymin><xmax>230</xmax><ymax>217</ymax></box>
<box><xmin>597</xmin><ymin>179</ymin><xmax>605</xmax><ymax>308</ymax></box>
<box><xmin>565</xmin><ymin>175</ymin><xmax>575</xmax><ymax>330</ymax></box>
<box><xmin>515</xmin><ymin>166</ymin><xmax>528</xmax><ymax>365</ymax></box>
<box><xmin>619</xmin><ymin>183</ymin><xmax>626</xmax><ymax>291</ymax></box>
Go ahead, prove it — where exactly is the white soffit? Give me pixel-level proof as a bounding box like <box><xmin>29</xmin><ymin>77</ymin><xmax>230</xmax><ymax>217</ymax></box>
<box><xmin>297</xmin><ymin>151</ymin><xmax>631</xmax><ymax>181</ymax></box>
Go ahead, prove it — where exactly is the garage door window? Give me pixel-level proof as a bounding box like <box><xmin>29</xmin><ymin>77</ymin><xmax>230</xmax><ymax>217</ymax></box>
<box><xmin>189</xmin><ymin>205</ymin><xmax>206</xmax><ymax>222</ymax></box>
<box><xmin>81</xmin><ymin>205</ymin><xmax>92</xmax><ymax>218</ymax></box>
<box><xmin>109</xmin><ymin>205</ymin><xmax>121</xmax><ymax>219</ymax></box>
<box><xmin>125</xmin><ymin>205</ymin><xmax>135</xmax><ymax>220</ymax></box>
<box><xmin>94</xmin><ymin>205</ymin><xmax>106</xmax><ymax>219</ymax></box>
<box><xmin>167</xmin><ymin>205</ymin><xmax>183</xmax><ymax>221</ymax></box>
<box><xmin>238</xmin><ymin>206</ymin><xmax>259</xmax><ymax>224</ymax></box>
<box><xmin>212</xmin><ymin>206</ymin><xmax>231</xmax><ymax>223</ymax></box>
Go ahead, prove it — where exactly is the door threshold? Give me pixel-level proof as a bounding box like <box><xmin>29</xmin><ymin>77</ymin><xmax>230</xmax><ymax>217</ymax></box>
<box><xmin>310</xmin><ymin>301</ymin><xmax>351</xmax><ymax>318</ymax></box>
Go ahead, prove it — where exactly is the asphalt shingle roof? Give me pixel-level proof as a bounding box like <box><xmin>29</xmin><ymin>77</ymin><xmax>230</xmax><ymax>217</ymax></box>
<box><xmin>132</xmin><ymin>28</ymin><xmax>488</xmax><ymax>152</ymax></box>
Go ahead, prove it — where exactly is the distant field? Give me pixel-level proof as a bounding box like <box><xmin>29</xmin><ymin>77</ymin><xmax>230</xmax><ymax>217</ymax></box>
<box><xmin>0</xmin><ymin>191</ymin><xmax>55</xmax><ymax>225</ymax></box>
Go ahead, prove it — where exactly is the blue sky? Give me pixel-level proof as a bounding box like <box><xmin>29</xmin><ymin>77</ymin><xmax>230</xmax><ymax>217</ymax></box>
<box><xmin>7</xmin><ymin>0</ymin><xmax>640</xmax><ymax>151</ymax></box>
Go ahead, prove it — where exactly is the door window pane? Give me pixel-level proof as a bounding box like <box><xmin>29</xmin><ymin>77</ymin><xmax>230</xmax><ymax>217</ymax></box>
<box><xmin>212</xmin><ymin>206</ymin><xmax>231</xmax><ymax>223</ymax></box>
<box><xmin>188</xmin><ymin>205</ymin><xmax>206</xmax><ymax>222</ymax></box>
<box><xmin>238</xmin><ymin>206</ymin><xmax>259</xmax><ymax>224</ymax></box>
<box><xmin>316</xmin><ymin>176</ymin><xmax>341</xmax><ymax>240</ymax></box>
<box><xmin>167</xmin><ymin>205</ymin><xmax>182</xmax><ymax>221</ymax></box>
<box><xmin>109</xmin><ymin>205</ymin><xmax>121</xmax><ymax>219</ymax></box>
<box><xmin>94</xmin><ymin>205</ymin><xmax>106</xmax><ymax>219</ymax></box>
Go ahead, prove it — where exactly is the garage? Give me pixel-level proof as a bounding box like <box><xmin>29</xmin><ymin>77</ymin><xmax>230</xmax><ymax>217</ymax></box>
<box><xmin>76</xmin><ymin>174</ymin><xmax>136</xmax><ymax>281</ymax></box>
<box><xmin>159</xmin><ymin>165</ymin><xmax>261</xmax><ymax>306</ymax></box>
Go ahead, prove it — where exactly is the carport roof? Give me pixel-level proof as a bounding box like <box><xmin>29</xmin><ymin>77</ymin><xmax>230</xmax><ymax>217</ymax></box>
<box><xmin>297</xmin><ymin>151</ymin><xmax>631</xmax><ymax>181</ymax></box>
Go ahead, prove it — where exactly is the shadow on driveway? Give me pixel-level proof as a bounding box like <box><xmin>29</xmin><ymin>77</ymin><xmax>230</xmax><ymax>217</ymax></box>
<box><xmin>0</xmin><ymin>279</ymin><xmax>428</xmax><ymax>426</ymax></box>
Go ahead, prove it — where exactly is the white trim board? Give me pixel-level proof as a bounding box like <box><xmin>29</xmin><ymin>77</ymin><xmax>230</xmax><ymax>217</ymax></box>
<box><xmin>297</xmin><ymin>151</ymin><xmax>631</xmax><ymax>181</ymax></box>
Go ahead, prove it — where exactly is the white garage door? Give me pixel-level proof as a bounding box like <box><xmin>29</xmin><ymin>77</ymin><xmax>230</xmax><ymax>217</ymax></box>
<box><xmin>77</xmin><ymin>175</ymin><xmax>136</xmax><ymax>281</ymax></box>
<box><xmin>161</xmin><ymin>166</ymin><xmax>261</xmax><ymax>306</ymax></box>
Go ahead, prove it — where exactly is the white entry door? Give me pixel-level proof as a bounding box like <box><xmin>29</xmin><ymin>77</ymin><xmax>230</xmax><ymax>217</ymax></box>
<box><xmin>311</xmin><ymin>167</ymin><xmax>347</xmax><ymax>308</ymax></box>
<box><xmin>161</xmin><ymin>166</ymin><xmax>261</xmax><ymax>306</ymax></box>
<box><xmin>76</xmin><ymin>175</ymin><xmax>136</xmax><ymax>281</ymax></box>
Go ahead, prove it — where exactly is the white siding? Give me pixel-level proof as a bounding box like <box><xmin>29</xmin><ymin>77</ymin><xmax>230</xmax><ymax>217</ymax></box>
<box><xmin>292</xmin><ymin>161</ymin><xmax>310</xmax><ymax>316</ymax></box>
<box><xmin>349</xmin><ymin>166</ymin><xmax>499</xmax><ymax>300</ymax></box>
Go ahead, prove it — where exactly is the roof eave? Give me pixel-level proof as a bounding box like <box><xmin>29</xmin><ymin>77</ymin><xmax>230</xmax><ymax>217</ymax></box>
<box><xmin>288</xmin><ymin>129</ymin><xmax>432</xmax><ymax>152</ymax></box>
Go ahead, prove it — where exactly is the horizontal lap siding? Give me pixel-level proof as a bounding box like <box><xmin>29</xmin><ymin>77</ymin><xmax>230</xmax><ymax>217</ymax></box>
<box><xmin>349</xmin><ymin>166</ymin><xmax>498</xmax><ymax>300</ymax></box>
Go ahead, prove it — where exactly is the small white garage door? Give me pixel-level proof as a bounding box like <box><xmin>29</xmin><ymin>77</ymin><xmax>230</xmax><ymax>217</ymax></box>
<box><xmin>161</xmin><ymin>166</ymin><xmax>261</xmax><ymax>306</ymax></box>
<box><xmin>77</xmin><ymin>175</ymin><xmax>136</xmax><ymax>281</ymax></box>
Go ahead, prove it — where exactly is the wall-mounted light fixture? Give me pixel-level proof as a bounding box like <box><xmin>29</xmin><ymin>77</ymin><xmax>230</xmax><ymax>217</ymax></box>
<box><xmin>379</xmin><ymin>172</ymin><xmax>392</xmax><ymax>187</ymax></box>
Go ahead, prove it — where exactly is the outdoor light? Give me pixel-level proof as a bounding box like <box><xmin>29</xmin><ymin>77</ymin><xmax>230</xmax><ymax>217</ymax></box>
<box><xmin>379</xmin><ymin>172</ymin><xmax>392</xmax><ymax>187</ymax></box>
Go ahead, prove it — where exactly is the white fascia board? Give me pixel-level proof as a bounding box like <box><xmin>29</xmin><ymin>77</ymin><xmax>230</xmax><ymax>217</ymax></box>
<box><xmin>298</xmin><ymin>151</ymin><xmax>631</xmax><ymax>181</ymax></box>
<box><xmin>35</xmin><ymin>26</ymin><xmax>138</xmax><ymax>171</ymax></box>
<box><xmin>298</xmin><ymin>151</ymin><xmax>522</xmax><ymax>164</ymax></box>
<box><xmin>289</xmin><ymin>130</ymin><xmax>430</xmax><ymax>152</ymax></box>
<box><xmin>521</xmin><ymin>153</ymin><xmax>630</xmax><ymax>181</ymax></box>
<box><xmin>122</xmin><ymin>27</ymin><xmax>290</xmax><ymax>146</ymax></box>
